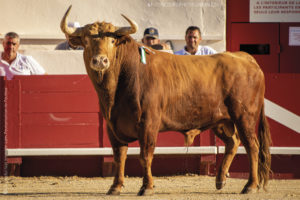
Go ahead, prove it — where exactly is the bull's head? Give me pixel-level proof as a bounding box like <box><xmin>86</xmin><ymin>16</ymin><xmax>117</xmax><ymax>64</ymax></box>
<box><xmin>60</xmin><ymin>5</ymin><xmax>138</xmax><ymax>72</ymax></box>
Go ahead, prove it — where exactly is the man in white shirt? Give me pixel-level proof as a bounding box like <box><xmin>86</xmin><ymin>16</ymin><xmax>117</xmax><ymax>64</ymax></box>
<box><xmin>0</xmin><ymin>32</ymin><xmax>46</xmax><ymax>80</ymax></box>
<box><xmin>175</xmin><ymin>26</ymin><xmax>217</xmax><ymax>55</ymax></box>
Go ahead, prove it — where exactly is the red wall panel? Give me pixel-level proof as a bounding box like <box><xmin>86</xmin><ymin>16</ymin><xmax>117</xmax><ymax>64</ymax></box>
<box><xmin>0</xmin><ymin>77</ymin><xmax>5</xmax><ymax>176</ymax></box>
<box><xmin>6</xmin><ymin>75</ymin><xmax>102</xmax><ymax>148</ymax></box>
<box><xmin>280</xmin><ymin>23</ymin><xmax>300</xmax><ymax>73</ymax></box>
<box><xmin>230</xmin><ymin>23</ymin><xmax>280</xmax><ymax>73</ymax></box>
<box><xmin>265</xmin><ymin>74</ymin><xmax>300</xmax><ymax>147</ymax></box>
<box><xmin>1</xmin><ymin>74</ymin><xmax>300</xmax><ymax>178</ymax></box>
<box><xmin>227</xmin><ymin>0</ymin><xmax>249</xmax><ymax>22</ymax></box>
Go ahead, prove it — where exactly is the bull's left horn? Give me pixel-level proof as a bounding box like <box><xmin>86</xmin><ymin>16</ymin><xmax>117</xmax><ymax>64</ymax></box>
<box><xmin>60</xmin><ymin>5</ymin><xmax>82</xmax><ymax>36</ymax></box>
<box><xmin>115</xmin><ymin>14</ymin><xmax>138</xmax><ymax>36</ymax></box>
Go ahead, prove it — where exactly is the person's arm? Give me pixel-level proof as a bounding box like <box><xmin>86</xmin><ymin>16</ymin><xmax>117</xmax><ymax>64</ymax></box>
<box><xmin>26</xmin><ymin>56</ymin><xmax>46</xmax><ymax>75</ymax></box>
<box><xmin>206</xmin><ymin>46</ymin><xmax>217</xmax><ymax>55</ymax></box>
<box><xmin>174</xmin><ymin>49</ymin><xmax>186</xmax><ymax>55</ymax></box>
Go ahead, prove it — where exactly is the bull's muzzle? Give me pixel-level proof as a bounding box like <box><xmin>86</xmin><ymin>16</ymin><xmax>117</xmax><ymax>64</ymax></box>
<box><xmin>90</xmin><ymin>55</ymin><xmax>110</xmax><ymax>71</ymax></box>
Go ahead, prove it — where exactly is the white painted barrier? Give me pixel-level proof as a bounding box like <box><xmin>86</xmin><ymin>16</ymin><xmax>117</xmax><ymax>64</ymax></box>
<box><xmin>6</xmin><ymin>146</ymin><xmax>300</xmax><ymax>157</ymax></box>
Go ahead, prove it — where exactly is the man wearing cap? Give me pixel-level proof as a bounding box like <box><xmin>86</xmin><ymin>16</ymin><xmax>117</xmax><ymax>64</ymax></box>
<box><xmin>175</xmin><ymin>26</ymin><xmax>217</xmax><ymax>55</ymax></box>
<box><xmin>142</xmin><ymin>27</ymin><xmax>161</xmax><ymax>47</ymax></box>
<box><xmin>142</xmin><ymin>27</ymin><xmax>173</xmax><ymax>53</ymax></box>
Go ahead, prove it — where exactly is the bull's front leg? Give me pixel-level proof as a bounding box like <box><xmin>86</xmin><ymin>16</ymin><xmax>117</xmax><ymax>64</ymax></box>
<box><xmin>137</xmin><ymin>124</ymin><xmax>158</xmax><ymax>196</ymax></box>
<box><xmin>107</xmin><ymin>145</ymin><xmax>128</xmax><ymax>195</ymax></box>
<box><xmin>106</xmin><ymin>127</ymin><xmax>128</xmax><ymax>195</ymax></box>
<box><xmin>138</xmin><ymin>141</ymin><xmax>156</xmax><ymax>196</ymax></box>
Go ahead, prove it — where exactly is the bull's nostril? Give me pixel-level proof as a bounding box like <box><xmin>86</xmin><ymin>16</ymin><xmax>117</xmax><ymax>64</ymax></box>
<box><xmin>92</xmin><ymin>58</ymin><xmax>98</xmax><ymax>65</ymax></box>
<box><xmin>103</xmin><ymin>58</ymin><xmax>108</xmax><ymax>64</ymax></box>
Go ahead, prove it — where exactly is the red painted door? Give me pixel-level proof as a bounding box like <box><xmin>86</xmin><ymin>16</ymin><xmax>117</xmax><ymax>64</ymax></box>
<box><xmin>231</xmin><ymin>23</ymin><xmax>279</xmax><ymax>73</ymax></box>
<box><xmin>280</xmin><ymin>23</ymin><xmax>300</xmax><ymax>73</ymax></box>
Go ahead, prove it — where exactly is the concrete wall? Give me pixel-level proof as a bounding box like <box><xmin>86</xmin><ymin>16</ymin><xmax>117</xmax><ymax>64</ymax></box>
<box><xmin>23</xmin><ymin>50</ymin><xmax>86</xmax><ymax>74</ymax></box>
<box><xmin>0</xmin><ymin>0</ymin><xmax>226</xmax><ymax>74</ymax></box>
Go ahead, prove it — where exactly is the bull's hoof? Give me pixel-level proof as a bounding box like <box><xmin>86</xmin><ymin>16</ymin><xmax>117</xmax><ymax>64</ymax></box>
<box><xmin>106</xmin><ymin>187</ymin><xmax>121</xmax><ymax>195</ymax></box>
<box><xmin>241</xmin><ymin>186</ymin><xmax>258</xmax><ymax>194</ymax></box>
<box><xmin>138</xmin><ymin>187</ymin><xmax>153</xmax><ymax>196</ymax></box>
<box><xmin>216</xmin><ymin>181</ymin><xmax>226</xmax><ymax>190</ymax></box>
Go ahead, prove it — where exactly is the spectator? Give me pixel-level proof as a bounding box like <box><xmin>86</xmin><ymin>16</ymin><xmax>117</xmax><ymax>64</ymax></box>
<box><xmin>0</xmin><ymin>32</ymin><xmax>46</xmax><ymax>80</ymax></box>
<box><xmin>175</xmin><ymin>26</ymin><xmax>217</xmax><ymax>55</ymax></box>
<box><xmin>142</xmin><ymin>27</ymin><xmax>173</xmax><ymax>53</ymax></box>
<box><xmin>142</xmin><ymin>27</ymin><xmax>160</xmax><ymax>47</ymax></box>
<box><xmin>55</xmin><ymin>22</ymin><xmax>83</xmax><ymax>50</ymax></box>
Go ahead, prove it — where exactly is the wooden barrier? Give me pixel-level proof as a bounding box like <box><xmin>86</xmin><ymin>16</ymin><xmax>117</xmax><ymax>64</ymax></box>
<box><xmin>0</xmin><ymin>74</ymin><xmax>299</xmax><ymax>178</ymax></box>
<box><xmin>0</xmin><ymin>75</ymin><xmax>215</xmax><ymax>176</ymax></box>
<box><xmin>0</xmin><ymin>77</ymin><xmax>5</xmax><ymax>176</ymax></box>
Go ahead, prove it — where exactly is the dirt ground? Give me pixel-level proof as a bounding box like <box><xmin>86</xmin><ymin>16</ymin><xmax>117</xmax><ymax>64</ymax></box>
<box><xmin>0</xmin><ymin>175</ymin><xmax>299</xmax><ymax>200</ymax></box>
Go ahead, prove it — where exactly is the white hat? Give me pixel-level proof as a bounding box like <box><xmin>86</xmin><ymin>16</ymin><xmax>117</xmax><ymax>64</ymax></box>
<box><xmin>68</xmin><ymin>22</ymin><xmax>81</xmax><ymax>28</ymax></box>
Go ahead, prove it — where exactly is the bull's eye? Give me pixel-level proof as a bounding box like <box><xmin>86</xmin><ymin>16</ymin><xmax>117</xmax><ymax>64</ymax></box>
<box><xmin>111</xmin><ymin>39</ymin><xmax>115</xmax><ymax>44</ymax></box>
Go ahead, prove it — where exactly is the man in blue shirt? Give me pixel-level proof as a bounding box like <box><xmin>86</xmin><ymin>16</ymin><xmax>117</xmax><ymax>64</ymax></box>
<box><xmin>175</xmin><ymin>26</ymin><xmax>216</xmax><ymax>55</ymax></box>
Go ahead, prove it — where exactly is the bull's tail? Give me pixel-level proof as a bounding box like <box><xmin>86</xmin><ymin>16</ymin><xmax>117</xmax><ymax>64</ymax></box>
<box><xmin>257</xmin><ymin>103</ymin><xmax>272</xmax><ymax>190</ymax></box>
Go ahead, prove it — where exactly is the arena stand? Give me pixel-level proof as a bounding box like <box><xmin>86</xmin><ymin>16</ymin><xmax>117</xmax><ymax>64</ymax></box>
<box><xmin>0</xmin><ymin>73</ymin><xmax>299</xmax><ymax>178</ymax></box>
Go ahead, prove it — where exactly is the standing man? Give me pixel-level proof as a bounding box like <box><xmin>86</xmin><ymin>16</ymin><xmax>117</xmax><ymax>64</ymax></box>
<box><xmin>0</xmin><ymin>32</ymin><xmax>46</xmax><ymax>80</ymax></box>
<box><xmin>175</xmin><ymin>26</ymin><xmax>217</xmax><ymax>55</ymax></box>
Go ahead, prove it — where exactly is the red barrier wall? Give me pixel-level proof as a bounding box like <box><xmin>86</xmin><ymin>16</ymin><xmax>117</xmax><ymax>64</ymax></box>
<box><xmin>1</xmin><ymin>74</ymin><xmax>299</xmax><ymax>178</ymax></box>
<box><xmin>0</xmin><ymin>75</ymin><xmax>214</xmax><ymax>177</ymax></box>
<box><xmin>5</xmin><ymin>75</ymin><xmax>101</xmax><ymax>149</ymax></box>
<box><xmin>0</xmin><ymin>77</ymin><xmax>5</xmax><ymax>176</ymax></box>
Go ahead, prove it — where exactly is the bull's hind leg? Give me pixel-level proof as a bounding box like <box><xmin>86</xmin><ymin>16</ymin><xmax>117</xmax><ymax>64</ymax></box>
<box><xmin>235</xmin><ymin>116</ymin><xmax>260</xmax><ymax>194</ymax></box>
<box><xmin>212</xmin><ymin>121</ymin><xmax>240</xmax><ymax>190</ymax></box>
<box><xmin>106</xmin><ymin>128</ymin><xmax>128</xmax><ymax>195</ymax></box>
<box><xmin>184</xmin><ymin>129</ymin><xmax>201</xmax><ymax>146</ymax></box>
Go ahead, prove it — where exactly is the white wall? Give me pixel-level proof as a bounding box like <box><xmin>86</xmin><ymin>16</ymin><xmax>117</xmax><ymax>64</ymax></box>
<box><xmin>23</xmin><ymin>50</ymin><xmax>86</xmax><ymax>74</ymax></box>
<box><xmin>0</xmin><ymin>0</ymin><xmax>226</xmax><ymax>74</ymax></box>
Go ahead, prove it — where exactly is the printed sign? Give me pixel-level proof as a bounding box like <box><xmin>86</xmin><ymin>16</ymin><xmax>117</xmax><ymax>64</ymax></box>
<box><xmin>289</xmin><ymin>27</ymin><xmax>300</xmax><ymax>46</ymax></box>
<box><xmin>250</xmin><ymin>0</ymin><xmax>300</xmax><ymax>22</ymax></box>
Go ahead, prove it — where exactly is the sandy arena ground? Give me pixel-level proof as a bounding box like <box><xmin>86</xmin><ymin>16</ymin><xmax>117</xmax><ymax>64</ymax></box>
<box><xmin>0</xmin><ymin>175</ymin><xmax>299</xmax><ymax>200</ymax></box>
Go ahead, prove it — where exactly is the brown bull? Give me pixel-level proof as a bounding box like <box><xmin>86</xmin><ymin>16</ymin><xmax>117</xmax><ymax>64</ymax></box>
<box><xmin>61</xmin><ymin>5</ymin><xmax>271</xmax><ymax>196</ymax></box>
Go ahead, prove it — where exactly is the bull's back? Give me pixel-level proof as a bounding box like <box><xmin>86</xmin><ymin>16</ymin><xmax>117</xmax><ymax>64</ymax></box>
<box><xmin>226</xmin><ymin>51</ymin><xmax>259</xmax><ymax>66</ymax></box>
<box><xmin>151</xmin><ymin>53</ymin><xmax>229</xmax><ymax>130</ymax></box>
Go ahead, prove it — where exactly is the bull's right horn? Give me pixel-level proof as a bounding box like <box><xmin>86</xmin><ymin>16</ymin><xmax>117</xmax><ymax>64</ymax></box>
<box><xmin>115</xmin><ymin>14</ymin><xmax>138</xmax><ymax>36</ymax></box>
<box><xmin>60</xmin><ymin>5</ymin><xmax>82</xmax><ymax>36</ymax></box>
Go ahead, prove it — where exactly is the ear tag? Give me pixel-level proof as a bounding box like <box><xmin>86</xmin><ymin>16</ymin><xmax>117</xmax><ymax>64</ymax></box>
<box><xmin>140</xmin><ymin>46</ymin><xmax>146</xmax><ymax>64</ymax></box>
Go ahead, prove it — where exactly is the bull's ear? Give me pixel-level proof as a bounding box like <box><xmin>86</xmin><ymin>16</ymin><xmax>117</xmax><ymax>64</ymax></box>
<box><xmin>116</xmin><ymin>35</ymin><xmax>130</xmax><ymax>46</ymax></box>
<box><xmin>67</xmin><ymin>36</ymin><xmax>84</xmax><ymax>48</ymax></box>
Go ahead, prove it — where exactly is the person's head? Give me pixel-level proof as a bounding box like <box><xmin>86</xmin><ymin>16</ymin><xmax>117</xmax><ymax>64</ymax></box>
<box><xmin>2</xmin><ymin>32</ymin><xmax>20</xmax><ymax>59</ymax></box>
<box><xmin>142</xmin><ymin>27</ymin><xmax>160</xmax><ymax>46</ymax></box>
<box><xmin>185</xmin><ymin>26</ymin><xmax>202</xmax><ymax>51</ymax></box>
<box><xmin>68</xmin><ymin>21</ymin><xmax>80</xmax><ymax>29</ymax></box>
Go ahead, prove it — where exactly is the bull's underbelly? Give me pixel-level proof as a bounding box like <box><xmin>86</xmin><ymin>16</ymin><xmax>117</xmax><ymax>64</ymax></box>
<box><xmin>160</xmin><ymin>105</ymin><xmax>230</xmax><ymax>132</ymax></box>
<box><xmin>109</xmin><ymin>96</ymin><xmax>230</xmax><ymax>141</ymax></box>
<box><xmin>111</xmin><ymin>116</ymin><xmax>139</xmax><ymax>142</ymax></box>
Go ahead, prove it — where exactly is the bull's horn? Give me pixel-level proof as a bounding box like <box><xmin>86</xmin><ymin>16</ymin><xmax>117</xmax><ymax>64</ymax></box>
<box><xmin>115</xmin><ymin>14</ymin><xmax>138</xmax><ymax>36</ymax></box>
<box><xmin>60</xmin><ymin>5</ymin><xmax>82</xmax><ymax>36</ymax></box>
